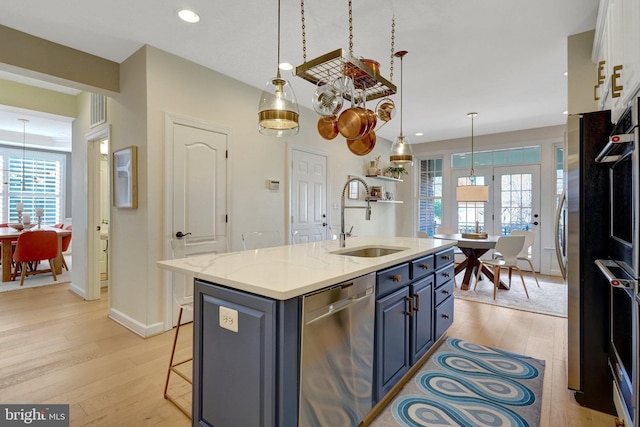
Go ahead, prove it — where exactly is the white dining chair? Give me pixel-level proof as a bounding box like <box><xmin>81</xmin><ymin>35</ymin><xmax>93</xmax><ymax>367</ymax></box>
<box><xmin>241</xmin><ymin>230</ymin><xmax>282</xmax><ymax>250</ymax></box>
<box><xmin>474</xmin><ymin>235</ymin><xmax>527</xmax><ymax>299</ymax></box>
<box><xmin>494</xmin><ymin>230</ymin><xmax>540</xmax><ymax>287</ymax></box>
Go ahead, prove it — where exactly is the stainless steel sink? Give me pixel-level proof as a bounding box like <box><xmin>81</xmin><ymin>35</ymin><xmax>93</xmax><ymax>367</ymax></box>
<box><xmin>331</xmin><ymin>245</ymin><xmax>409</xmax><ymax>258</ymax></box>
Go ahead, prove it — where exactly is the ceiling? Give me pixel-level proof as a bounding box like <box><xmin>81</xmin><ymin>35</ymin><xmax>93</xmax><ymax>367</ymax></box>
<box><xmin>0</xmin><ymin>0</ymin><xmax>600</xmax><ymax>149</ymax></box>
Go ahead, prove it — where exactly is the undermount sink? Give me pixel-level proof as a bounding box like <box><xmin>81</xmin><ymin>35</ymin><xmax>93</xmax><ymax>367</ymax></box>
<box><xmin>331</xmin><ymin>245</ymin><xmax>409</xmax><ymax>258</ymax></box>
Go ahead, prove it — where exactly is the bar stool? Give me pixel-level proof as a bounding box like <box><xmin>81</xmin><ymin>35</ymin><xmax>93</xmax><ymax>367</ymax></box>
<box><xmin>164</xmin><ymin>235</ymin><xmax>227</xmax><ymax>418</ymax></box>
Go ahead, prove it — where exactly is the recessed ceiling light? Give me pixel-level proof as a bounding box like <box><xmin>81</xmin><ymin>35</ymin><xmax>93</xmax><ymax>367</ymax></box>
<box><xmin>563</xmin><ymin>111</ymin><xmax>568</xmax><ymax>115</ymax></box>
<box><xmin>279</xmin><ymin>62</ymin><xmax>293</xmax><ymax>71</ymax></box>
<box><xmin>415</xmin><ymin>132</ymin><xmax>424</xmax><ymax>136</ymax></box>
<box><xmin>178</xmin><ymin>9</ymin><xmax>200</xmax><ymax>23</ymax></box>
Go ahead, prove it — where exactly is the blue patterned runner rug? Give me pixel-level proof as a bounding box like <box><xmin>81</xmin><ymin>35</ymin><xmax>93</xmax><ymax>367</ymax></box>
<box><xmin>370</xmin><ymin>337</ymin><xmax>545</xmax><ymax>427</ymax></box>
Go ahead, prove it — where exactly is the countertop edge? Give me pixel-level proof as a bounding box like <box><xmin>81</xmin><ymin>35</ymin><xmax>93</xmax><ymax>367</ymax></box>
<box><xmin>158</xmin><ymin>237</ymin><xmax>457</xmax><ymax>300</ymax></box>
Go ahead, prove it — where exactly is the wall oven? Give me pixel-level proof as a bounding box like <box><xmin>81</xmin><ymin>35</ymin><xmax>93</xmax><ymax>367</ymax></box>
<box><xmin>595</xmin><ymin>98</ymin><xmax>639</xmax><ymax>427</ymax></box>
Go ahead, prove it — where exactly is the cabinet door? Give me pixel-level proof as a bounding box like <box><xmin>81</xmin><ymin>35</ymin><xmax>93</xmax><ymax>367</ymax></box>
<box><xmin>410</xmin><ymin>277</ymin><xmax>434</xmax><ymax>365</ymax></box>
<box><xmin>375</xmin><ymin>286</ymin><xmax>410</xmax><ymax>402</ymax></box>
<box><xmin>194</xmin><ymin>281</ymin><xmax>277</xmax><ymax>427</ymax></box>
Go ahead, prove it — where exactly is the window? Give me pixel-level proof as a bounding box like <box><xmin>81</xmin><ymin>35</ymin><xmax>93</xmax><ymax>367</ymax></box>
<box><xmin>0</xmin><ymin>148</ymin><xmax>65</xmax><ymax>225</ymax></box>
<box><xmin>417</xmin><ymin>158</ymin><xmax>442</xmax><ymax>236</ymax></box>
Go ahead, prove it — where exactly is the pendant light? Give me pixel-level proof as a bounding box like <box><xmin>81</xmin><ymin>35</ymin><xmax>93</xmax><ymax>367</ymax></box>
<box><xmin>456</xmin><ymin>112</ymin><xmax>489</xmax><ymax>239</ymax></box>
<box><xmin>258</xmin><ymin>0</ymin><xmax>299</xmax><ymax>137</ymax></box>
<box><xmin>389</xmin><ymin>50</ymin><xmax>413</xmax><ymax>165</ymax></box>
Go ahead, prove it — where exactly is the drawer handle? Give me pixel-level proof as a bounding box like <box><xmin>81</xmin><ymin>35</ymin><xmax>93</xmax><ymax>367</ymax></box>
<box><xmin>442</xmin><ymin>255</ymin><xmax>451</xmax><ymax>260</ymax></box>
<box><xmin>442</xmin><ymin>314</ymin><xmax>450</xmax><ymax>319</ymax></box>
<box><xmin>414</xmin><ymin>294</ymin><xmax>420</xmax><ymax>312</ymax></box>
<box><xmin>420</xmin><ymin>263</ymin><xmax>430</xmax><ymax>270</ymax></box>
<box><xmin>406</xmin><ymin>297</ymin><xmax>413</xmax><ymax>317</ymax></box>
<box><xmin>441</xmin><ymin>289</ymin><xmax>450</xmax><ymax>295</ymax></box>
<box><xmin>392</xmin><ymin>275</ymin><xmax>402</xmax><ymax>283</ymax></box>
<box><xmin>442</xmin><ymin>272</ymin><xmax>450</xmax><ymax>278</ymax></box>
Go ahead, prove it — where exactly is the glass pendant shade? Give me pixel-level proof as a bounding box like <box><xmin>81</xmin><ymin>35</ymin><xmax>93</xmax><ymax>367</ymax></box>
<box><xmin>258</xmin><ymin>74</ymin><xmax>300</xmax><ymax>136</ymax></box>
<box><xmin>389</xmin><ymin>134</ymin><xmax>414</xmax><ymax>164</ymax></box>
<box><xmin>389</xmin><ymin>50</ymin><xmax>413</xmax><ymax>164</ymax></box>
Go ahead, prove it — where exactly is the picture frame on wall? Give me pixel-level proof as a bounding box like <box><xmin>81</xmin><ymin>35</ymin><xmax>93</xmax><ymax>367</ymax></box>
<box><xmin>113</xmin><ymin>146</ymin><xmax>138</xmax><ymax>208</ymax></box>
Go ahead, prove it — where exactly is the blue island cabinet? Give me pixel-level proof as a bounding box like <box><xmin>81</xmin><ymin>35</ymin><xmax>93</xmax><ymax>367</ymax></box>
<box><xmin>373</xmin><ymin>248</ymin><xmax>454</xmax><ymax>403</ymax></box>
<box><xmin>193</xmin><ymin>280</ymin><xmax>300</xmax><ymax>427</ymax></box>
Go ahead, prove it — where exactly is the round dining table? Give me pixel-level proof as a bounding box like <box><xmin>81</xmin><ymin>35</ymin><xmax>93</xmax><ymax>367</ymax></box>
<box><xmin>433</xmin><ymin>233</ymin><xmax>509</xmax><ymax>291</ymax></box>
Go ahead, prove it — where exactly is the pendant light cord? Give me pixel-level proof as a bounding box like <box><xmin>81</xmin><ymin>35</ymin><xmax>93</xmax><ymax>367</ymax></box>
<box><xmin>277</xmin><ymin>0</ymin><xmax>282</xmax><ymax>79</ymax></box>
<box><xmin>467</xmin><ymin>112</ymin><xmax>478</xmax><ymax>178</ymax></box>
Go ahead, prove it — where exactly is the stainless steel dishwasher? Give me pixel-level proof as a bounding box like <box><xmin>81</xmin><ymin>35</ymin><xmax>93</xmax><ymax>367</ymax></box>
<box><xmin>299</xmin><ymin>272</ymin><xmax>376</xmax><ymax>427</ymax></box>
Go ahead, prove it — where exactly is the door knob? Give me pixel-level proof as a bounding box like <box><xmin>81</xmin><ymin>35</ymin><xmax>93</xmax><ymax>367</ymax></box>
<box><xmin>176</xmin><ymin>231</ymin><xmax>192</xmax><ymax>239</ymax></box>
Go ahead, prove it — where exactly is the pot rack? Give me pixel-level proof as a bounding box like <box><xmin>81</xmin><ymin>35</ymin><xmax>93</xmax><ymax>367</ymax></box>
<box><xmin>295</xmin><ymin>0</ymin><xmax>397</xmax><ymax>102</ymax></box>
<box><xmin>295</xmin><ymin>49</ymin><xmax>396</xmax><ymax>102</ymax></box>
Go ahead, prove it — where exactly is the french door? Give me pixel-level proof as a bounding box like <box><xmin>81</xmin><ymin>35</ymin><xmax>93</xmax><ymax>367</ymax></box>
<box><xmin>452</xmin><ymin>164</ymin><xmax>540</xmax><ymax>271</ymax></box>
<box><xmin>492</xmin><ymin>165</ymin><xmax>540</xmax><ymax>271</ymax></box>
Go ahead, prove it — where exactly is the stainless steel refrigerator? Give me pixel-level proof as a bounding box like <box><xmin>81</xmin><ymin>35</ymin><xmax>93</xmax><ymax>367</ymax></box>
<box><xmin>564</xmin><ymin>109</ymin><xmax>616</xmax><ymax>414</ymax></box>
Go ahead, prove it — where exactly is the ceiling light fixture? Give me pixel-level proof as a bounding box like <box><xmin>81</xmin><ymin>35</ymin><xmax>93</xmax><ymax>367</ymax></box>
<box><xmin>178</xmin><ymin>9</ymin><xmax>200</xmax><ymax>23</ymax></box>
<box><xmin>389</xmin><ymin>50</ymin><xmax>413</xmax><ymax>165</ymax></box>
<box><xmin>278</xmin><ymin>62</ymin><xmax>293</xmax><ymax>71</ymax></box>
<box><xmin>258</xmin><ymin>0</ymin><xmax>299</xmax><ymax>137</ymax></box>
<box><xmin>456</xmin><ymin>112</ymin><xmax>489</xmax><ymax>239</ymax></box>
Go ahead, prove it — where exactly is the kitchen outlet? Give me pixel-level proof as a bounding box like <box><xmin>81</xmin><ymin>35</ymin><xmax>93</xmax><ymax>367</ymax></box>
<box><xmin>219</xmin><ymin>306</ymin><xmax>238</xmax><ymax>333</ymax></box>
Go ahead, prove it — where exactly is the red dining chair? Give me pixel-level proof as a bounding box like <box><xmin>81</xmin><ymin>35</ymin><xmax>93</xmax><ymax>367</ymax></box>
<box><xmin>12</xmin><ymin>230</ymin><xmax>58</xmax><ymax>286</ymax></box>
<box><xmin>60</xmin><ymin>225</ymin><xmax>72</xmax><ymax>271</ymax></box>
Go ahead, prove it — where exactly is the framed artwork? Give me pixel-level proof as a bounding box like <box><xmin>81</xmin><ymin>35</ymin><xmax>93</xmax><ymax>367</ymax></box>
<box><xmin>113</xmin><ymin>146</ymin><xmax>138</xmax><ymax>208</ymax></box>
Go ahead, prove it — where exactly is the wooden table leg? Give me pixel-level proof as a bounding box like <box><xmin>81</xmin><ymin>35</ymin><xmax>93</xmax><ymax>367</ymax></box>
<box><xmin>53</xmin><ymin>235</ymin><xmax>64</xmax><ymax>275</ymax></box>
<box><xmin>458</xmin><ymin>248</ymin><xmax>490</xmax><ymax>290</ymax></box>
<box><xmin>1</xmin><ymin>240</ymin><xmax>12</xmax><ymax>282</ymax></box>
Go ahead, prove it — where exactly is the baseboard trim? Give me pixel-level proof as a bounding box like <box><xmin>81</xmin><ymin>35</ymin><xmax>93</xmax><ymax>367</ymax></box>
<box><xmin>68</xmin><ymin>282</ymin><xmax>87</xmax><ymax>299</ymax></box>
<box><xmin>108</xmin><ymin>307</ymin><xmax>165</xmax><ymax>337</ymax></box>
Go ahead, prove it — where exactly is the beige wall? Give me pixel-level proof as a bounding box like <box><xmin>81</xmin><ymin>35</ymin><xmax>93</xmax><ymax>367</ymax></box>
<box><xmin>73</xmin><ymin>45</ymin><xmax>401</xmax><ymax>335</ymax></box>
<box><xmin>568</xmin><ymin>30</ymin><xmax>598</xmax><ymax>114</ymax></box>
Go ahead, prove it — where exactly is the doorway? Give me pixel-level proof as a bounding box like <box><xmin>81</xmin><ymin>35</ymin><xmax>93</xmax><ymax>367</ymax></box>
<box><xmin>289</xmin><ymin>148</ymin><xmax>329</xmax><ymax>243</ymax></box>
<box><xmin>163</xmin><ymin>114</ymin><xmax>229</xmax><ymax>329</ymax></box>
<box><xmin>452</xmin><ymin>164</ymin><xmax>541</xmax><ymax>270</ymax></box>
<box><xmin>86</xmin><ymin>126</ymin><xmax>110</xmax><ymax>301</ymax></box>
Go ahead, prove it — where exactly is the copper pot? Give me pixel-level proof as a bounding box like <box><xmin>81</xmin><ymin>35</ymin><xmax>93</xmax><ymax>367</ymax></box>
<box><xmin>317</xmin><ymin>116</ymin><xmax>338</xmax><ymax>140</ymax></box>
<box><xmin>366</xmin><ymin>108</ymin><xmax>377</xmax><ymax>131</ymax></box>
<box><xmin>338</xmin><ymin>107</ymin><xmax>370</xmax><ymax>139</ymax></box>
<box><xmin>360</xmin><ymin>59</ymin><xmax>380</xmax><ymax>75</ymax></box>
<box><xmin>346</xmin><ymin>130</ymin><xmax>376</xmax><ymax>156</ymax></box>
<box><xmin>376</xmin><ymin>98</ymin><xmax>396</xmax><ymax>122</ymax></box>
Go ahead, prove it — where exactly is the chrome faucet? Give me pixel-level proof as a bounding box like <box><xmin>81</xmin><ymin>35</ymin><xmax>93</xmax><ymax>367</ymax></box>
<box><xmin>340</xmin><ymin>177</ymin><xmax>372</xmax><ymax>247</ymax></box>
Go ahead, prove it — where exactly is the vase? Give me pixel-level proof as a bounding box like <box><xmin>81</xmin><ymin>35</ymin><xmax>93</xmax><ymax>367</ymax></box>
<box><xmin>368</xmin><ymin>161</ymin><xmax>378</xmax><ymax>176</ymax></box>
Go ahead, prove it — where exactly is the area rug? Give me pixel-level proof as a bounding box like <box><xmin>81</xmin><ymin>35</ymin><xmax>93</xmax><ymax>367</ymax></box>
<box><xmin>0</xmin><ymin>255</ymin><xmax>72</xmax><ymax>292</ymax></box>
<box><xmin>370</xmin><ymin>337</ymin><xmax>545</xmax><ymax>427</ymax></box>
<box><xmin>454</xmin><ymin>272</ymin><xmax>567</xmax><ymax>318</ymax></box>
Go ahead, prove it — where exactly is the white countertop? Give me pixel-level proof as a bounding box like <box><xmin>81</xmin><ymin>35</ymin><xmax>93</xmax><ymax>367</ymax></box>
<box><xmin>157</xmin><ymin>236</ymin><xmax>457</xmax><ymax>300</ymax></box>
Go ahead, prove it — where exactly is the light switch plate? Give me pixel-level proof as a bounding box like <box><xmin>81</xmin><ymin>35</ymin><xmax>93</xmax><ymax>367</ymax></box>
<box><xmin>219</xmin><ymin>306</ymin><xmax>238</xmax><ymax>333</ymax></box>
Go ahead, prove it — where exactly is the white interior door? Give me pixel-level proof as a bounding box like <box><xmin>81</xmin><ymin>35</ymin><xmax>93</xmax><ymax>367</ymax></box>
<box><xmin>492</xmin><ymin>164</ymin><xmax>541</xmax><ymax>270</ymax></box>
<box><xmin>99</xmin><ymin>142</ymin><xmax>109</xmax><ymax>286</ymax></box>
<box><xmin>165</xmin><ymin>115</ymin><xmax>228</xmax><ymax>327</ymax></box>
<box><xmin>290</xmin><ymin>149</ymin><xmax>328</xmax><ymax>243</ymax></box>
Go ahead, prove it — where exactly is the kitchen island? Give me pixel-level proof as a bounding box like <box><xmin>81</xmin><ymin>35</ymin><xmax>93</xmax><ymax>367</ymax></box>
<box><xmin>158</xmin><ymin>236</ymin><xmax>457</xmax><ymax>427</ymax></box>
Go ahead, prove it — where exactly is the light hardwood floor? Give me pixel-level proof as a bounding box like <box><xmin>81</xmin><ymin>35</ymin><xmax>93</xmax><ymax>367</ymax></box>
<box><xmin>0</xmin><ymin>283</ymin><xmax>619</xmax><ymax>426</ymax></box>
